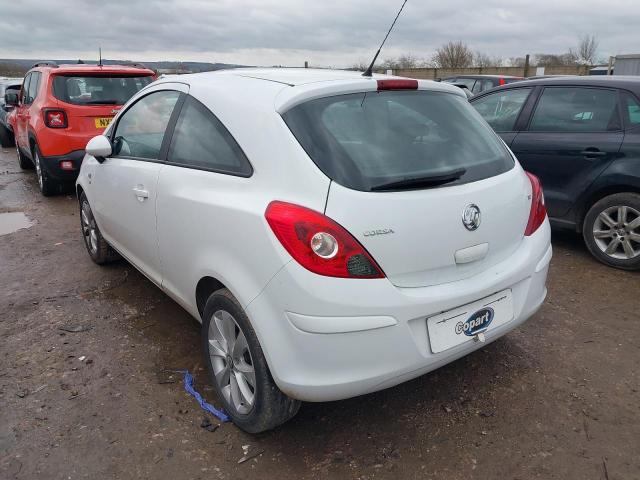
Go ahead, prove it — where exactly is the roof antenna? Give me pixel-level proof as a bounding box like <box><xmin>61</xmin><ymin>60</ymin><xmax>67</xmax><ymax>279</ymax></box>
<box><xmin>98</xmin><ymin>47</ymin><xmax>102</xmax><ymax>67</ymax></box>
<box><xmin>362</xmin><ymin>0</ymin><xmax>409</xmax><ymax>77</ymax></box>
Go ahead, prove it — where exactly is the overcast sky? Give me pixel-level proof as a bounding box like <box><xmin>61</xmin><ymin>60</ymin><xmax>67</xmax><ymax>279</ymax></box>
<box><xmin>0</xmin><ymin>0</ymin><xmax>636</xmax><ymax>67</ymax></box>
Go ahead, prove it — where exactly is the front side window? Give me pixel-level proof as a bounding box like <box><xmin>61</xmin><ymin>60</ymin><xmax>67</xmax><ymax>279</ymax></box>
<box><xmin>472</xmin><ymin>88</ymin><xmax>532</xmax><ymax>132</ymax></box>
<box><xmin>52</xmin><ymin>75</ymin><xmax>153</xmax><ymax>105</ymax></box>
<box><xmin>283</xmin><ymin>90</ymin><xmax>514</xmax><ymax>192</ymax></box>
<box><xmin>112</xmin><ymin>90</ymin><xmax>180</xmax><ymax>159</ymax></box>
<box><xmin>529</xmin><ymin>87</ymin><xmax>620</xmax><ymax>132</ymax></box>
<box><xmin>624</xmin><ymin>92</ymin><xmax>640</xmax><ymax>126</ymax></box>
<box><xmin>167</xmin><ymin>96</ymin><xmax>251</xmax><ymax>176</ymax></box>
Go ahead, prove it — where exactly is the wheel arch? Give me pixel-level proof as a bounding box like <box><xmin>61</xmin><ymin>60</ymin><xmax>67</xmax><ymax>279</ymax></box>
<box><xmin>195</xmin><ymin>276</ymin><xmax>227</xmax><ymax>320</ymax></box>
<box><xmin>577</xmin><ymin>184</ymin><xmax>640</xmax><ymax>231</ymax></box>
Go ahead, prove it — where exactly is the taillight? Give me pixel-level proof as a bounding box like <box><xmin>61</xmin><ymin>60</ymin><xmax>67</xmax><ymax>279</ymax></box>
<box><xmin>59</xmin><ymin>160</ymin><xmax>74</xmax><ymax>170</ymax></box>
<box><xmin>524</xmin><ymin>172</ymin><xmax>547</xmax><ymax>236</ymax></box>
<box><xmin>265</xmin><ymin>201</ymin><xmax>385</xmax><ymax>278</ymax></box>
<box><xmin>377</xmin><ymin>79</ymin><xmax>418</xmax><ymax>91</ymax></box>
<box><xmin>44</xmin><ymin>109</ymin><xmax>67</xmax><ymax>128</ymax></box>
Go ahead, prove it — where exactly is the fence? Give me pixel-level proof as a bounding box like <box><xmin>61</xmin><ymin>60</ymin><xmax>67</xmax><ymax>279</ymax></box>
<box><xmin>385</xmin><ymin>65</ymin><xmax>591</xmax><ymax>80</ymax></box>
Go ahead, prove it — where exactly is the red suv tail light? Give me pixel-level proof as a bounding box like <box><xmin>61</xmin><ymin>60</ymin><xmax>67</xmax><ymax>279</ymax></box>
<box><xmin>43</xmin><ymin>109</ymin><xmax>68</xmax><ymax>128</ymax></box>
<box><xmin>265</xmin><ymin>201</ymin><xmax>385</xmax><ymax>278</ymax></box>
<box><xmin>524</xmin><ymin>172</ymin><xmax>547</xmax><ymax>236</ymax></box>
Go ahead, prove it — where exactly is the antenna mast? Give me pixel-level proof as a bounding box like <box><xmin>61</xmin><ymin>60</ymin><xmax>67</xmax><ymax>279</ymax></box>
<box><xmin>362</xmin><ymin>0</ymin><xmax>409</xmax><ymax>77</ymax></box>
<box><xmin>98</xmin><ymin>47</ymin><xmax>102</xmax><ymax>67</ymax></box>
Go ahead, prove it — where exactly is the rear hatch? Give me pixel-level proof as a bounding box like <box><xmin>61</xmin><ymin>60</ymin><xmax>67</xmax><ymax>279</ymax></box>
<box><xmin>51</xmin><ymin>73</ymin><xmax>154</xmax><ymax>132</ymax></box>
<box><xmin>283</xmin><ymin>86</ymin><xmax>532</xmax><ymax>287</ymax></box>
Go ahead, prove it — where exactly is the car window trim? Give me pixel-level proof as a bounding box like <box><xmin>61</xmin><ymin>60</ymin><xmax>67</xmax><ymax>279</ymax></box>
<box><xmin>162</xmin><ymin>94</ymin><xmax>254</xmax><ymax>178</ymax></box>
<box><xmin>108</xmin><ymin>89</ymin><xmax>184</xmax><ymax>164</ymax></box>
<box><xmin>524</xmin><ymin>85</ymin><xmax>624</xmax><ymax>133</ymax></box>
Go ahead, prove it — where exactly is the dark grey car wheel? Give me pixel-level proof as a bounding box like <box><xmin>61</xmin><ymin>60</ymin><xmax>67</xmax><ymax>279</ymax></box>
<box><xmin>583</xmin><ymin>193</ymin><xmax>640</xmax><ymax>270</ymax></box>
<box><xmin>202</xmin><ymin>288</ymin><xmax>300</xmax><ymax>433</ymax></box>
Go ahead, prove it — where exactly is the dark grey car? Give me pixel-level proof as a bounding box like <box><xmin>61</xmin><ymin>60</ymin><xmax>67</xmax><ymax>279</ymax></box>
<box><xmin>0</xmin><ymin>78</ymin><xmax>23</xmax><ymax>147</ymax></box>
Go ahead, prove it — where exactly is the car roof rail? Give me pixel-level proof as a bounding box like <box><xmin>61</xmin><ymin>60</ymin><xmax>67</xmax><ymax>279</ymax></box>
<box><xmin>32</xmin><ymin>61</ymin><xmax>59</xmax><ymax>69</ymax></box>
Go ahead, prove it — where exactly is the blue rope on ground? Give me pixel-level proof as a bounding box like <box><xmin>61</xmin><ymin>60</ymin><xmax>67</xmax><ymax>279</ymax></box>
<box><xmin>176</xmin><ymin>369</ymin><xmax>230</xmax><ymax>422</ymax></box>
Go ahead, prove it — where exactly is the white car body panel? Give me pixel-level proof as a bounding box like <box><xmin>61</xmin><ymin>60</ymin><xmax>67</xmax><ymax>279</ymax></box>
<box><xmin>76</xmin><ymin>68</ymin><xmax>551</xmax><ymax>403</ymax></box>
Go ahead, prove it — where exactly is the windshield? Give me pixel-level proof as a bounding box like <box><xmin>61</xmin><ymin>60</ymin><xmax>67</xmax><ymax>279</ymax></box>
<box><xmin>282</xmin><ymin>90</ymin><xmax>514</xmax><ymax>192</ymax></box>
<box><xmin>52</xmin><ymin>75</ymin><xmax>153</xmax><ymax>105</ymax></box>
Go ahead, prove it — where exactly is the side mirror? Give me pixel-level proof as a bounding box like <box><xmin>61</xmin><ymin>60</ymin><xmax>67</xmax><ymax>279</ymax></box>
<box><xmin>4</xmin><ymin>91</ymin><xmax>19</xmax><ymax>107</ymax></box>
<box><xmin>85</xmin><ymin>135</ymin><xmax>112</xmax><ymax>163</ymax></box>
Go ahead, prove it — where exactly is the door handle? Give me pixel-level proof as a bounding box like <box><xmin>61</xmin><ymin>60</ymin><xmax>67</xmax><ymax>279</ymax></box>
<box><xmin>580</xmin><ymin>148</ymin><xmax>607</xmax><ymax>159</ymax></box>
<box><xmin>133</xmin><ymin>186</ymin><xmax>149</xmax><ymax>201</ymax></box>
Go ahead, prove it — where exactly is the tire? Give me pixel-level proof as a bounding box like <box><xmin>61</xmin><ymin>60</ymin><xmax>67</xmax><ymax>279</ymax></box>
<box><xmin>0</xmin><ymin>124</ymin><xmax>14</xmax><ymax>148</ymax></box>
<box><xmin>79</xmin><ymin>191</ymin><xmax>121</xmax><ymax>265</ymax></box>
<box><xmin>16</xmin><ymin>144</ymin><xmax>33</xmax><ymax>170</ymax></box>
<box><xmin>202</xmin><ymin>288</ymin><xmax>300</xmax><ymax>433</ymax></box>
<box><xmin>33</xmin><ymin>145</ymin><xmax>59</xmax><ymax>196</ymax></box>
<box><xmin>583</xmin><ymin>192</ymin><xmax>640</xmax><ymax>270</ymax></box>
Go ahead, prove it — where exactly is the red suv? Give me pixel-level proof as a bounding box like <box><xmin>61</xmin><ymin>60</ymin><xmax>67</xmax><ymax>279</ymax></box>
<box><xmin>7</xmin><ymin>62</ymin><xmax>156</xmax><ymax>195</ymax></box>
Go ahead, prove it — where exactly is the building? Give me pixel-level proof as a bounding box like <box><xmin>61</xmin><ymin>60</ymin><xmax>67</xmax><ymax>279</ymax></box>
<box><xmin>613</xmin><ymin>54</ymin><xmax>640</xmax><ymax>76</ymax></box>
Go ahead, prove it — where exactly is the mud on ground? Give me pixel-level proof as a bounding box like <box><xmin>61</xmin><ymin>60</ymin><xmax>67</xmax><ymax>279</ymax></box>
<box><xmin>0</xmin><ymin>147</ymin><xmax>638</xmax><ymax>479</ymax></box>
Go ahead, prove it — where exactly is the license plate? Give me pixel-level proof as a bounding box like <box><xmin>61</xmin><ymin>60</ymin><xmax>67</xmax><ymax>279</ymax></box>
<box><xmin>427</xmin><ymin>289</ymin><xmax>514</xmax><ymax>354</ymax></box>
<box><xmin>94</xmin><ymin>117</ymin><xmax>112</xmax><ymax>129</ymax></box>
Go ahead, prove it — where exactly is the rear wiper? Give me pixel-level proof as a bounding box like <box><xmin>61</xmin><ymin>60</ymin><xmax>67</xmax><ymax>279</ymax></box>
<box><xmin>370</xmin><ymin>168</ymin><xmax>466</xmax><ymax>191</ymax></box>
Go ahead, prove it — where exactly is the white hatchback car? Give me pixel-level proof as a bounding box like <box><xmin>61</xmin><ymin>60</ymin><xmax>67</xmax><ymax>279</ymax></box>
<box><xmin>77</xmin><ymin>68</ymin><xmax>551</xmax><ymax>432</ymax></box>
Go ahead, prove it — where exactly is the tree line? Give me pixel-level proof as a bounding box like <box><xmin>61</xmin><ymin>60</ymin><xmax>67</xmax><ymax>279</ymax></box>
<box><xmin>354</xmin><ymin>34</ymin><xmax>600</xmax><ymax>70</ymax></box>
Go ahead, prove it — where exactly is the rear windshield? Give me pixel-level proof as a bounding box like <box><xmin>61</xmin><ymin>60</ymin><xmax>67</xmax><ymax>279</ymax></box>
<box><xmin>282</xmin><ymin>90</ymin><xmax>514</xmax><ymax>192</ymax></box>
<box><xmin>52</xmin><ymin>75</ymin><xmax>153</xmax><ymax>105</ymax></box>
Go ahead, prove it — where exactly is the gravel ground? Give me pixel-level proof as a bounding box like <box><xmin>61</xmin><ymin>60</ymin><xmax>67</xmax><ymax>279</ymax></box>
<box><xmin>0</xmin><ymin>146</ymin><xmax>638</xmax><ymax>480</ymax></box>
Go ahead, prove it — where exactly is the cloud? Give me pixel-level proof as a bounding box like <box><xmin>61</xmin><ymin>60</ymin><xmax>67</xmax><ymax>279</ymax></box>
<box><xmin>0</xmin><ymin>0</ymin><xmax>635</xmax><ymax>66</ymax></box>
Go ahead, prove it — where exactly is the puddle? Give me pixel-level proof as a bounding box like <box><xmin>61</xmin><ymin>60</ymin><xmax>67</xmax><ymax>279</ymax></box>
<box><xmin>0</xmin><ymin>212</ymin><xmax>34</xmax><ymax>236</ymax></box>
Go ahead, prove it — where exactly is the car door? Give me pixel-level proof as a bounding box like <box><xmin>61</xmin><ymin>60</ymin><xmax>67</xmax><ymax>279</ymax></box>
<box><xmin>91</xmin><ymin>85</ymin><xmax>185</xmax><ymax>285</ymax></box>
<box><xmin>510</xmin><ymin>86</ymin><xmax>624</xmax><ymax>218</ymax></box>
<box><xmin>155</xmin><ymin>95</ymin><xmax>253</xmax><ymax>313</ymax></box>
<box><xmin>15</xmin><ymin>73</ymin><xmax>31</xmax><ymax>150</ymax></box>
<box><xmin>471</xmin><ymin>87</ymin><xmax>534</xmax><ymax>146</ymax></box>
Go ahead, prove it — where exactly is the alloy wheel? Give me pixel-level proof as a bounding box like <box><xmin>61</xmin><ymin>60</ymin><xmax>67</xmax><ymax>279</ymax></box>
<box><xmin>208</xmin><ymin>309</ymin><xmax>256</xmax><ymax>414</ymax></box>
<box><xmin>34</xmin><ymin>151</ymin><xmax>43</xmax><ymax>190</ymax></box>
<box><xmin>592</xmin><ymin>205</ymin><xmax>640</xmax><ymax>260</ymax></box>
<box><xmin>81</xmin><ymin>201</ymin><xmax>98</xmax><ymax>255</ymax></box>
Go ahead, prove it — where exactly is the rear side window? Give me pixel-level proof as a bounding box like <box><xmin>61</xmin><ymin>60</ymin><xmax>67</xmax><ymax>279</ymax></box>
<box><xmin>24</xmin><ymin>72</ymin><xmax>41</xmax><ymax>105</ymax></box>
<box><xmin>282</xmin><ymin>90</ymin><xmax>514</xmax><ymax>192</ymax></box>
<box><xmin>52</xmin><ymin>75</ymin><xmax>153</xmax><ymax>105</ymax></box>
<box><xmin>472</xmin><ymin>88</ymin><xmax>532</xmax><ymax>132</ymax></box>
<box><xmin>456</xmin><ymin>78</ymin><xmax>477</xmax><ymax>91</ymax></box>
<box><xmin>529</xmin><ymin>87</ymin><xmax>620</xmax><ymax>132</ymax></box>
<box><xmin>623</xmin><ymin>92</ymin><xmax>640</xmax><ymax>126</ymax></box>
<box><xmin>20</xmin><ymin>74</ymin><xmax>31</xmax><ymax>103</ymax></box>
<box><xmin>112</xmin><ymin>90</ymin><xmax>180</xmax><ymax>160</ymax></box>
<box><xmin>167</xmin><ymin>96</ymin><xmax>251</xmax><ymax>176</ymax></box>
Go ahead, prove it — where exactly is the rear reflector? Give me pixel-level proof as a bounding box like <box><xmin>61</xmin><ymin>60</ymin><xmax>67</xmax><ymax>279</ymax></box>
<box><xmin>265</xmin><ymin>201</ymin><xmax>385</xmax><ymax>278</ymax></box>
<box><xmin>377</xmin><ymin>79</ymin><xmax>418</xmax><ymax>91</ymax></box>
<box><xmin>524</xmin><ymin>172</ymin><xmax>547</xmax><ymax>236</ymax></box>
<box><xmin>59</xmin><ymin>160</ymin><xmax>74</xmax><ymax>170</ymax></box>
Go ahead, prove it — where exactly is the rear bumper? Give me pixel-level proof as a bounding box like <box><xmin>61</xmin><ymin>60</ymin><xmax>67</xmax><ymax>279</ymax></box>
<box><xmin>40</xmin><ymin>150</ymin><xmax>85</xmax><ymax>182</ymax></box>
<box><xmin>246</xmin><ymin>220</ymin><xmax>552</xmax><ymax>402</ymax></box>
